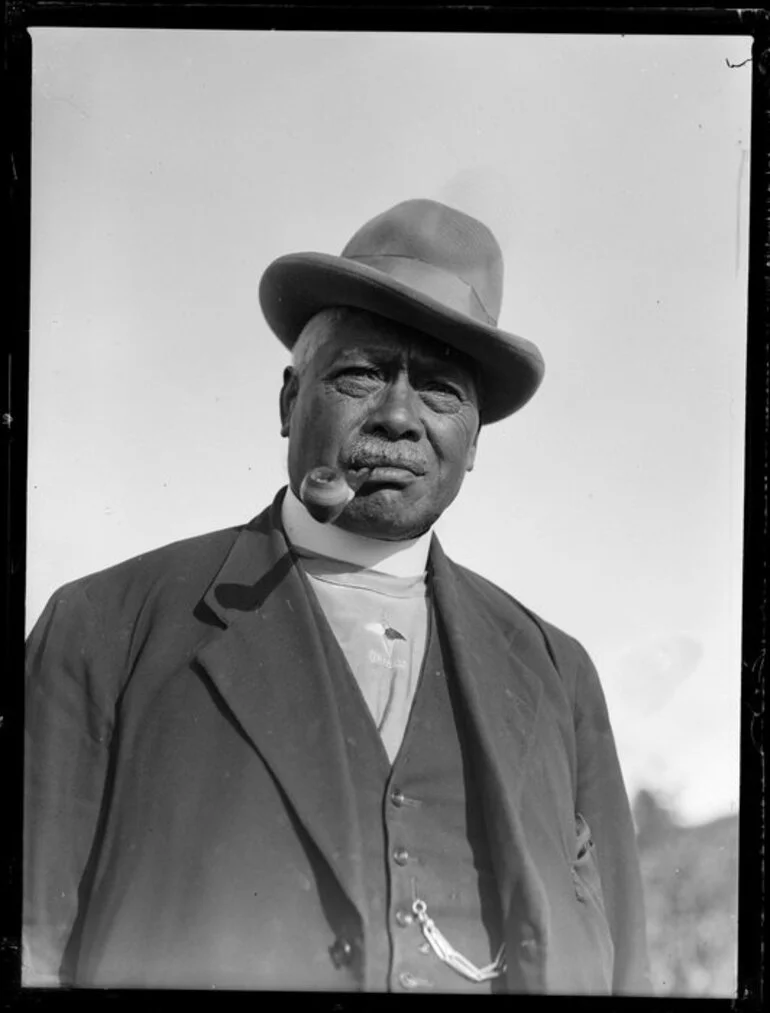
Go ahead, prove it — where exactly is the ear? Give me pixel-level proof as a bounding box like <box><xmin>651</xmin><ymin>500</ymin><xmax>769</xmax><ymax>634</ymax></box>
<box><xmin>279</xmin><ymin>367</ymin><xmax>299</xmax><ymax>438</ymax></box>
<box><xmin>465</xmin><ymin>424</ymin><xmax>481</xmax><ymax>473</ymax></box>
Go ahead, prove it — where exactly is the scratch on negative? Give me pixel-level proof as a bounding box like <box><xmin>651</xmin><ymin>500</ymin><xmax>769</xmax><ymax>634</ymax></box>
<box><xmin>736</xmin><ymin>145</ymin><xmax>748</xmax><ymax>277</ymax></box>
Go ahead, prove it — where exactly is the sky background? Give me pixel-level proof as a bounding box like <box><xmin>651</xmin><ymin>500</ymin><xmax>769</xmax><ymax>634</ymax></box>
<box><xmin>27</xmin><ymin>29</ymin><xmax>751</xmax><ymax>825</ymax></box>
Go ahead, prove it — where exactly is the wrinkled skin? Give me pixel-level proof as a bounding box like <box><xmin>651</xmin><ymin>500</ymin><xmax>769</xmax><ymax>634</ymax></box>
<box><xmin>280</xmin><ymin>309</ymin><xmax>482</xmax><ymax>541</ymax></box>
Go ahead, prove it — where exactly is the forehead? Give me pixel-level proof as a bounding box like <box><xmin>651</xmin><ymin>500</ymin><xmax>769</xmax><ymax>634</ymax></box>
<box><xmin>314</xmin><ymin>311</ymin><xmax>477</xmax><ymax>378</ymax></box>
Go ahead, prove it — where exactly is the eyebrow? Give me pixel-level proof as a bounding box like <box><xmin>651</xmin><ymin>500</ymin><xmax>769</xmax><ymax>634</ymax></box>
<box><xmin>331</xmin><ymin>345</ymin><xmax>472</xmax><ymax>377</ymax></box>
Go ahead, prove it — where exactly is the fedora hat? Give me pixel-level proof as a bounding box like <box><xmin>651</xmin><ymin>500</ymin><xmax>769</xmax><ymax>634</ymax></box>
<box><xmin>258</xmin><ymin>198</ymin><xmax>544</xmax><ymax>423</ymax></box>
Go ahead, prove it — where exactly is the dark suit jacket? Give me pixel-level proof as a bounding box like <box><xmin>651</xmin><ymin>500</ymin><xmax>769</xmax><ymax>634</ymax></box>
<box><xmin>24</xmin><ymin>491</ymin><xmax>650</xmax><ymax>993</ymax></box>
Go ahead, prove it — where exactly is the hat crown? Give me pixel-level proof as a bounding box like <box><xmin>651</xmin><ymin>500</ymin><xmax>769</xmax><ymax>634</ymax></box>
<box><xmin>341</xmin><ymin>199</ymin><xmax>504</xmax><ymax>324</ymax></box>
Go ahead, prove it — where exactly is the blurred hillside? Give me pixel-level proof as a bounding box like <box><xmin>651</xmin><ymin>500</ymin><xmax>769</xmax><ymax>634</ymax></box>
<box><xmin>633</xmin><ymin>789</ymin><xmax>739</xmax><ymax>997</ymax></box>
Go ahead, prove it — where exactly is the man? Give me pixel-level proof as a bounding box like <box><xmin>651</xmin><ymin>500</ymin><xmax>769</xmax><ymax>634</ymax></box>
<box><xmin>24</xmin><ymin>199</ymin><xmax>650</xmax><ymax>993</ymax></box>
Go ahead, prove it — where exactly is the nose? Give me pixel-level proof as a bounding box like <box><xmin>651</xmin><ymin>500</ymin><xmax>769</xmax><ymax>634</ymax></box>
<box><xmin>363</xmin><ymin>374</ymin><xmax>423</xmax><ymax>442</ymax></box>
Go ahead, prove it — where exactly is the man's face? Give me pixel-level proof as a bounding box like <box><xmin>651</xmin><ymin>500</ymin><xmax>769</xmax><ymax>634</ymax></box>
<box><xmin>280</xmin><ymin>310</ymin><xmax>481</xmax><ymax>541</ymax></box>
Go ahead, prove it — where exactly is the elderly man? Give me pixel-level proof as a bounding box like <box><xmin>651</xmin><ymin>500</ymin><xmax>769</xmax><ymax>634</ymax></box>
<box><xmin>24</xmin><ymin>199</ymin><xmax>649</xmax><ymax>994</ymax></box>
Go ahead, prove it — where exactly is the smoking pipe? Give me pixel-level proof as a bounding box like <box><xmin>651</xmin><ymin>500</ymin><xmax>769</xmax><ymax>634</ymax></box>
<box><xmin>299</xmin><ymin>466</ymin><xmax>371</xmax><ymax>524</ymax></box>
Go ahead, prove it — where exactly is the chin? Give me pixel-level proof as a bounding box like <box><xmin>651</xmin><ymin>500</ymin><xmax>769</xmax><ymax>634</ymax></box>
<box><xmin>338</xmin><ymin>493</ymin><xmax>437</xmax><ymax>542</ymax></box>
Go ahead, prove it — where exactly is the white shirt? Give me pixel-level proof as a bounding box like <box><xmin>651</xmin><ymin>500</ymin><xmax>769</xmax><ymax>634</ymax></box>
<box><xmin>281</xmin><ymin>486</ymin><xmax>432</xmax><ymax>762</ymax></box>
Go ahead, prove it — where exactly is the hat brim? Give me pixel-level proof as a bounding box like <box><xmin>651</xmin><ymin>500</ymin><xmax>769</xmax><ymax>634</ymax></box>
<box><xmin>259</xmin><ymin>252</ymin><xmax>545</xmax><ymax>424</ymax></box>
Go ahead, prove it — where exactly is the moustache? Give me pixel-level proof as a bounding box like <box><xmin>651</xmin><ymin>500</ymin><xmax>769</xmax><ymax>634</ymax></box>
<box><xmin>346</xmin><ymin>443</ymin><xmax>428</xmax><ymax>477</ymax></box>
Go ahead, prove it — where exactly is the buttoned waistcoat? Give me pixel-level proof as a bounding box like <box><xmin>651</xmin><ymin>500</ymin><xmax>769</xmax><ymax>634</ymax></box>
<box><xmin>24</xmin><ymin>490</ymin><xmax>650</xmax><ymax>993</ymax></box>
<box><xmin>315</xmin><ymin>599</ymin><xmax>504</xmax><ymax>993</ymax></box>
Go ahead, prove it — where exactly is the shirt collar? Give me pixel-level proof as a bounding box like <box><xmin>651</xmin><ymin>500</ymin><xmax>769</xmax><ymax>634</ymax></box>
<box><xmin>281</xmin><ymin>485</ymin><xmax>432</xmax><ymax>577</ymax></box>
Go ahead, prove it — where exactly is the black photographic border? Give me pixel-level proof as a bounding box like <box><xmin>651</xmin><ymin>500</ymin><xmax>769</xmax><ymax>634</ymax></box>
<box><xmin>3</xmin><ymin>6</ymin><xmax>767</xmax><ymax>1010</ymax></box>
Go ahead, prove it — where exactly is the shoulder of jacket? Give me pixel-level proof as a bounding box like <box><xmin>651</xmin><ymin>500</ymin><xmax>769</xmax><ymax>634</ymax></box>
<box><xmin>448</xmin><ymin>559</ymin><xmax>589</xmax><ymax>673</ymax></box>
<box><xmin>52</xmin><ymin>524</ymin><xmax>246</xmax><ymax>611</ymax></box>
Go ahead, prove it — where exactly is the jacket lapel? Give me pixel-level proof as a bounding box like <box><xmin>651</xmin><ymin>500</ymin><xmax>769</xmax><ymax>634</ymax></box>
<box><xmin>429</xmin><ymin>538</ymin><xmax>550</xmax><ymax>987</ymax></box>
<box><xmin>193</xmin><ymin>491</ymin><xmax>367</xmax><ymax>919</ymax></box>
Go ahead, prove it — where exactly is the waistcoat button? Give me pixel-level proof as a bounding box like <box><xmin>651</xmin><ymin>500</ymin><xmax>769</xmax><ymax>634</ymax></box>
<box><xmin>394</xmin><ymin>909</ymin><xmax>414</xmax><ymax>927</ymax></box>
<box><xmin>392</xmin><ymin>847</ymin><xmax>409</xmax><ymax>865</ymax></box>
<box><xmin>329</xmin><ymin>937</ymin><xmax>355</xmax><ymax>967</ymax></box>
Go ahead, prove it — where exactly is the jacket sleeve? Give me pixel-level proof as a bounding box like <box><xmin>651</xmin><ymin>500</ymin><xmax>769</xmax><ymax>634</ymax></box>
<box><xmin>24</xmin><ymin>582</ymin><xmax>116</xmax><ymax>986</ymax></box>
<box><xmin>569</xmin><ymin>639</ymin><xmax>651</xmax><ymax>995</ymax></box>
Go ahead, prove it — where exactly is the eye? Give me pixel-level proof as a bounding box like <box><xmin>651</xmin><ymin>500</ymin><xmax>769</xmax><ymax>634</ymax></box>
<box><xmin>330</xmin><ymin>366</ymin><xmax>383</xmax><ymax>395</ymax></box>
<box><xmin>420</xmin><ymin>380</ymin><xmax>464</xmax><ymax>399</ymax></box>
<box><xmin>417</xmin><ymin>376</ymin><xmax>475</xmax><ymax>415</ymax></box>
